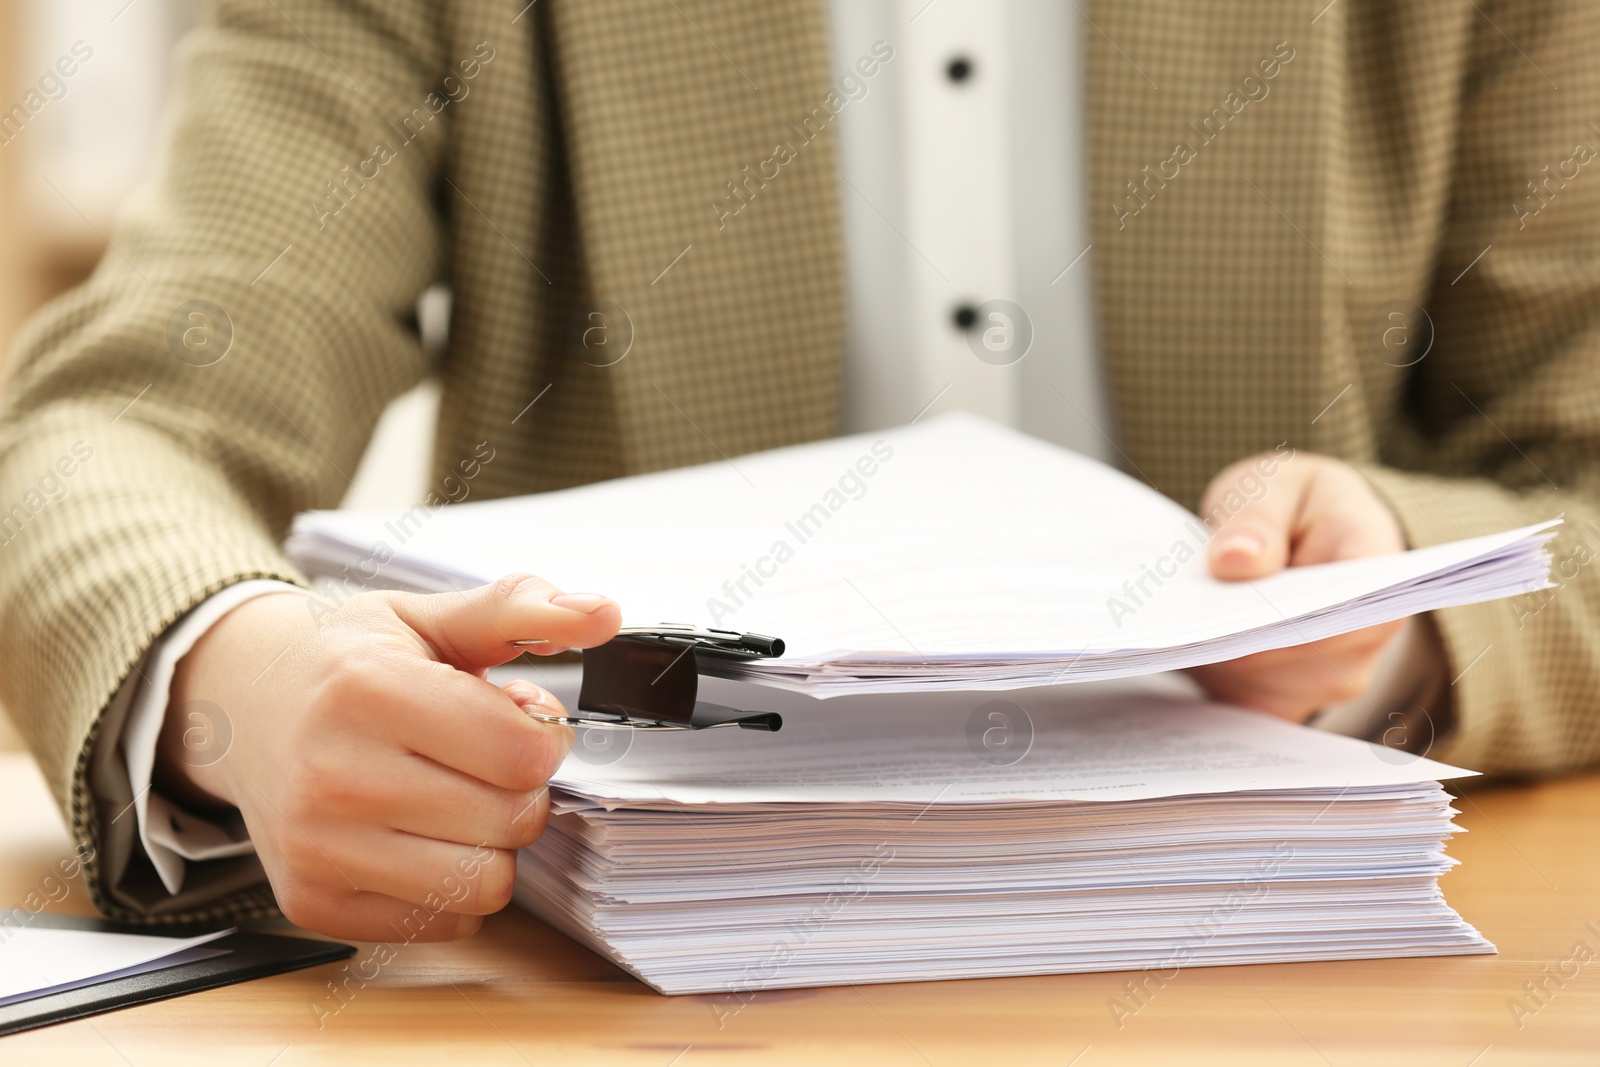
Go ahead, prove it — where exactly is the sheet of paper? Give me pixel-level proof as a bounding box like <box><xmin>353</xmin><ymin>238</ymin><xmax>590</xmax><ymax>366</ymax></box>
<box><xmin>0</xmin><ymin>926</ymin><xmax>233</xmax><ymax>1005</ymax></box>
<box><xmin>294</xmin><ymin>413</ymin><xmax>1555</xmax><ymax>693</ymax></box>
<box><xmin>505</xmin><ymin>668</ymin><xmax>1477</xmax><ymax>806</ymax></box>
<box><xmin>0</xmin><ymin>945</ymin><xmax>231</xmax><ymax>1009</ymax></box>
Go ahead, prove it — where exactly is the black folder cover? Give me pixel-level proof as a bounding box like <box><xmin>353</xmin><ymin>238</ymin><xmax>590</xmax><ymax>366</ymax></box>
<box><xmin>0</xmin><ymin>913</ymin><xmax>354</xmax><ymax>1037</ymax></box>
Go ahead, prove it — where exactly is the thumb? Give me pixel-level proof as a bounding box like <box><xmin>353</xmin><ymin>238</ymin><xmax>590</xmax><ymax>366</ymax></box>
<box><xmin>389</xmin><ymin>573</ymin><xmax>621</xmax><ymax>670</ymax></box>
<box><xmin>1201</xmin><ymin>457</ymin><xmax>1308</xmax><ymax>581</ymax></box>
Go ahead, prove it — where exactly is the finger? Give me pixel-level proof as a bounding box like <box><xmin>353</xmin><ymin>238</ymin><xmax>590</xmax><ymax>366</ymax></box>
<box><xmin>329</xmin><ymin>832</ymin><xmax>521</xmax><ymax>916</ymax></box>
<box><xmin>1198</xmin><ymin>639</ymin><xmax>1383</xmax><ymax>707</ymax></box>
<box><xmin>358</xmin><ymin>658</ymin><xmax>572</xmax><ymax>790</ymax></box>
<box><xmin>1207</xmin><ymin>619</ymin><xmax>1405</xmax><ymax>674</ymax></box>
<box><xmin>1291</xmin><ymin>466</ymin><xmax>1407</xmax><ymax>566</ymax></box>
<box><xmin>390</xmin><ymin>573</ymin><xmax>622</xmax><ymax>671</ymax></box>
<box><xmin>1189</xmin><ymin>621</ymin><xmax>1404</xmax><ymax>717</ymax></box>
<box><xmin>361</xmin><ymin>752</ymin><xmax>552</xmax><ymax>850</ymax></box>
<box><xmin>1200</xmin><ymin>455</ymin><xmax>1310</xmax><ymax>580</ymax></box>
<box><xmin>501</xmin><ymin>677</ymin><xmax>563</xmax><ymax>710</ymax></box>
<box><xmin>262</xmin><ymin>815</ymin><xmax>510</xmax><ymax>932</ymax></box>
<box><xmin>1191</xmin><ymin>651</ymin><xmax>1354</xmax><ymax>719</ymax></box>
<box><xmin>1192</xmin><ymin>630</ymin><xmax>1389</xmax><ymax>706</ymax></box>
<box><xmin>274</xmin><ymin>882</ymin><xmax>485</xmax><ymax>944</ymax></box>
<box><xmin>1188</xmin><ymin>665</ymin><xmax>1323</xmax><ymax>721</ymax></box>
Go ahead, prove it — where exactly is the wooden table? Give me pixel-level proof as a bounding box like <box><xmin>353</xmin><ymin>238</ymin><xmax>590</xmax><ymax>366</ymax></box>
<box><xmin>2</xmin><ymin>751</ymin><xmax>1596</xmax><ymax>1065</ymax></box>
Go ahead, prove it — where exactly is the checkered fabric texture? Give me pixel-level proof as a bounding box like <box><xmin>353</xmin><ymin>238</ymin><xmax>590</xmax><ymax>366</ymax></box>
<box><xmin>0</xmin><ymin>0</ymin><xmax>1596</xmax><ymax>925</ymax></box>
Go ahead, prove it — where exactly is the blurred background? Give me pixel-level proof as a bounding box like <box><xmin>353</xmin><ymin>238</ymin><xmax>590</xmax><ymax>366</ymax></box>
<box><xmin>3</xmin><ymin>0</ymin><xmax>196</xmax><ymax>352</ymax></box>
<box><xmin>0</xmin><ymin>0</ymin><xmax>437</xmax><ymax>748</ymax></box>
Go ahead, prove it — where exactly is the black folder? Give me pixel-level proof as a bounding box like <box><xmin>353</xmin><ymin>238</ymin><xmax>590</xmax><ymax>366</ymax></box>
<box><xmin>0</xmin><ymin>913</ymin><xmax>354</xmax><ymax>1037</ymax></box>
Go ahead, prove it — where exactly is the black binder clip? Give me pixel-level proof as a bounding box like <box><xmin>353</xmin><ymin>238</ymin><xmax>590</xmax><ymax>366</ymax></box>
<box><xmin>514</xmin><ymin>624</ymin><xmax>785</xmax><ymax>732</ymax></box>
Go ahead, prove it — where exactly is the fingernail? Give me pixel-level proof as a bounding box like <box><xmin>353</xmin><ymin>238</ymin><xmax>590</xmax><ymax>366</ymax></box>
<box><xmin>550</xmin><ymin>592</ymin><xmax>612</xmax><ymax>614</ymax></box>
<box><xmin>1215</xmin><ymin>532</ymin><xmax>1264</xmax><ymax>559</ymax></box>
<box><xmin>505</xmin><ymin>683</ymin><xmax>547</xmax><ymax>710</ymax></box>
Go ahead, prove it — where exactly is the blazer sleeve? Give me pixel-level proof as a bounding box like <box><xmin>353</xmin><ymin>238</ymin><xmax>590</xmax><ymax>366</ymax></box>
<box><xmin>1352</xmin><ymin>2</ymin><xmax>1600</xmax><ymax>779</ymax></box>
<box><xmin>0</xmin><ymin>0</ymin><xmax>450</xmax><ymax>924</ymax></box>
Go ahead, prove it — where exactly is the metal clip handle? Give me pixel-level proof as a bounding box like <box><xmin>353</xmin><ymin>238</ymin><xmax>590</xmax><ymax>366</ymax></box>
<box><xmin>514</xmin><ymin>625</ymin><xmax>785</xmax><ymax>732</ymax></box>
<box><xmin>616</xmin><ymin>623</ymin><xmax>785</xmax><ymax>659</ymax></box>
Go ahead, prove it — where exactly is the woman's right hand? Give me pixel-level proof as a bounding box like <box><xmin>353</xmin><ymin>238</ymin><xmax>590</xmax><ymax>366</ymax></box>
<box><xmin>159</xmin><ymin>575</ymin><xmax>621</xmax><ymax>941</ymax></box>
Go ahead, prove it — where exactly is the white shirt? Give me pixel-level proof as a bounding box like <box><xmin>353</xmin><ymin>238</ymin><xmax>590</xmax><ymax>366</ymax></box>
<box><xmin>830</xmin><ymin>0</ymin><xmax>1107</xmax><ymax>454</ymax></box>
<box><xmin>118</xmin><ymin>1</ymin><xmax>1431</xmax><ymax>894</ymax></box>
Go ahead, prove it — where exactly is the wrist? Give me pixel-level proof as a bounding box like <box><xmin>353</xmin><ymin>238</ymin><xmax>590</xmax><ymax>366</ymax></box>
<box><xmin>157</xmin><ymin>591</ymin><xmax>313</xmax><ymax>808</ymax></box>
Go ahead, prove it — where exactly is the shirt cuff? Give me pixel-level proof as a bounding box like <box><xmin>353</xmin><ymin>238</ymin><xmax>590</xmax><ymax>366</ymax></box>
<box><xmin>119</xmin><ymin>579</ymin><xmax>307</xmax><ymax>895</ymax></box>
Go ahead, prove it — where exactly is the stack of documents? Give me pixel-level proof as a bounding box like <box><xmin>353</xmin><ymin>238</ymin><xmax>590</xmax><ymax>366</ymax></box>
<box><xmin>508</xmin><ymin>672</ymin><xmax>1492</xmax><ymax>994</ymax></box>
<box><xmin>288</xmin><ymin>413</ymin><xmax>1557</xmax><ymax>695</ymax></box>
<box><xmin>287</xmin><ymin>416</ymin><xmax>1522</xmax><ymax>991</ymax></box>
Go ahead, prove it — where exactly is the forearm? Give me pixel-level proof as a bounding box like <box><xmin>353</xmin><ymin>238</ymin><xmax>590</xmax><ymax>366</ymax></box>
<box><xmin>0</xmin><ymin>0</ymin><xmax>449</xmax><ymax>922</ymax></box>
<box><xmin>0</xmin><ymin>413</ymin><xmax>310</xmax><ymax>923</ymax></box>
<box><xmin>158</xmin><ymin>590</ymin><xmax>317</xmax><ymax>810</ymax></box>
<box><xmin>0</xmin><ymin>409</ymin><xmax>311</xmax><ymax>804</ymax></box>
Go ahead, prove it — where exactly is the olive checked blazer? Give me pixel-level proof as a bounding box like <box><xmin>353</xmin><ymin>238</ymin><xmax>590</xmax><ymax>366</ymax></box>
<box><xmin>2</xmin><ymin>0</ymin><xmax>1598</xmax><ymax>924</ymax></box>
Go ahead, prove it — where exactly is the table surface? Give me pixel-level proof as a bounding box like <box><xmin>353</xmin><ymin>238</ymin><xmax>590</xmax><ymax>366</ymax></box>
<box><xmin>1</xmin><ymin>752</ymin><xmax>1596</xmax><ymax>1066</ymax></box>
